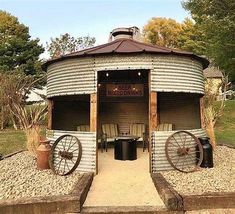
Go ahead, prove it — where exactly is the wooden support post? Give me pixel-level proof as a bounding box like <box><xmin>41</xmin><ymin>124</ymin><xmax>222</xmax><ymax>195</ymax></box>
<box><xmin>149</xmin><ymin>91</ymin><xmax>158</xmax><ymax>133</ymax></box>
<box><xmin>47</xmin><ymin>99</ymin><xmax>53</xmax><ymax>130</ymax></box>
<box><xmin>200</xmin><ymin>96</ymin><xmax>205</xmax><ymax>129</ymax></box>
<box><xmin>149</xmin><ymin>91</ymin><xmax>158</xmax><ymax>173</ymax></box>
<box><xmin>90</xmin><ymin>93</ymin><xmax>98</xmax><ymax>174</ymax></box>
<box><xmin>90</xmin><ymin>93</ymin><xmax>97</xmax><ymax>132</ymax></box>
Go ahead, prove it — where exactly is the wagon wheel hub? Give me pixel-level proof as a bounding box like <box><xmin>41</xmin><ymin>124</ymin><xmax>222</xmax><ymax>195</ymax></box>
<box><xmin>177</xmin><ymin>147</ymin><xmax>190</xmax><ymax>156</ymax></box>
<box><xmin>59</xmin><ymin>151</ymin><xmax>73</xmax><ymax>160</ymax></box>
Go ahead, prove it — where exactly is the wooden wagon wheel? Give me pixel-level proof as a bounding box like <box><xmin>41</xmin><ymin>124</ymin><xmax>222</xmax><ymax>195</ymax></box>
<box><xmin>165</xmin><ymin>131</ymin><xmax>203</xmax><ymax>173</ymax></box>
<box><xmin>50</xmin><ymin>135</ymin><xmax>82</xmax><ymax>176</ymax></box>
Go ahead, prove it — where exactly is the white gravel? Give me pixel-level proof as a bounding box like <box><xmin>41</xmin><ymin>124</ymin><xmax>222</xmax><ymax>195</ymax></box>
<box><xmin>161</xmin><ymin>146</ymin><xmax>235</xmax><ymax>195</ymax></box>
<box><xmin>0</xmin><ymin>152</ymin><xmax>82</xmax><ymax>200</ymax></box>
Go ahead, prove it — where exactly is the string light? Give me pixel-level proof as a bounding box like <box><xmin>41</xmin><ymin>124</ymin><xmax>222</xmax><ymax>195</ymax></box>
<box><xmin>138</xmin><ymin>71</ymin><xmax>141</xmax><ymax>76</ymax></box>
<box><xmin>106</xmin><ymin>72</ymin><xmax>109</xmax><ymax>77</ymax></box>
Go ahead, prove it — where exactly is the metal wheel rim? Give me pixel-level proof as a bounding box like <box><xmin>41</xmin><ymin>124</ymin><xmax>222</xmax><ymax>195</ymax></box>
<box><xmin>165</xmin><ymin>131</ymin><xmax>203</xmax><ymax>173</ymax></box>
<box><xmin>50</xmin><ymin>134</ymin><xmax>82</xmax><ymax>176</ymax></box>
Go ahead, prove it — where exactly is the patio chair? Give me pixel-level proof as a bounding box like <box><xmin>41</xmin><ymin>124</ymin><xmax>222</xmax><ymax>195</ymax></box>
<box><xmin>156</xmin><ymin>123</ymin><xmax>173</xmax><ymax>131</ymax></box>
<box><xmin>129</xmin><ymin>123</ymin><xmax>148</xmax><ymax>152</ymax></box>
<box><xmin>101</xmin><ymin>123</ymin><xmax>119</xmax><ymax>152</ymax></box>
<box><xmin>77</xmin><ymin>125</ymin><xmax>90</xmax><ymax>132</ymax></box>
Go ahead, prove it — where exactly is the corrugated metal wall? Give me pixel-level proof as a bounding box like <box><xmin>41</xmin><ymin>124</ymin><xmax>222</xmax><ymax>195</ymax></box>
<box><xmin>151</xmin><ymin>56</ymin><xmax>204</xmax><ymax>94</ymax></box>
<box><xmin>47</xmin><ymin>54</ymin><xmax>204</xmax><ymax>98</ymax></box>
<box><xmin>47</xmin><ymin>130</ymin><xmax>96</xmax><ymax>173</ymax></box>
<box><xmin>47</xmin><ymin>58</ymin><xmax>96</xmax><ymax>98</ymax></box>
<box><xmin>151</xmin><ymin>129</ymin><xmax>207</xmax><ymax>172</ymax></box>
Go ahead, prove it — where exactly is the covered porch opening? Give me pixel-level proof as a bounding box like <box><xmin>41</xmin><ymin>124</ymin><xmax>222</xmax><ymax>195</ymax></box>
<box><xmin>97</xmin><ymin>69</ymin><xmax>150</xmax><ymax>164</ymax></box>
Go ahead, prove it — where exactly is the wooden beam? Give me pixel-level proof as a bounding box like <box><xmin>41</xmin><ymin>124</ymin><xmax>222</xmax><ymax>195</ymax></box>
<box><xmin>149</xmin><ymin>91</ymin><xmax>158</xmax><ymax>174</ymax></box>
<box><xmin>47</xmin><ymin>99</ymin><xmax>53</xmax><ymax>130</ymax></box>
<box><xmin>200</xmin><ymin>96</ymin><xmax>205</xmax><ymax>129</ymax></box>
<box><xmin>90</xmin><ymin>93</ymin><xmax>97</xmax><ymax>132</ymax></box>
<box><xmin>90</xmin><ymin>93</ymin><xmax>98</xmax><ymax>174</ymax></box>
<box><xmin>149</xmin><ymin>91</ymin><xmax>158</xmax><ymax>133</ymax></box>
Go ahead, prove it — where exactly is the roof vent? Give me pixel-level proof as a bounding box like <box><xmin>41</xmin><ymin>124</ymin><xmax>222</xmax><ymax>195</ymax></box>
<box><xmin>108</xmin><ymin>26</ymin><xmax>141</xmax><ymax>42</ymax></box>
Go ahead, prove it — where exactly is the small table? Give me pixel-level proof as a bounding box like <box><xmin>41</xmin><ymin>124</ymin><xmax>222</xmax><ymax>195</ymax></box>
<box><xmin>114</xmin><ymin>136</ymin><xmax>138</xmax><ymax>160</ymax></box>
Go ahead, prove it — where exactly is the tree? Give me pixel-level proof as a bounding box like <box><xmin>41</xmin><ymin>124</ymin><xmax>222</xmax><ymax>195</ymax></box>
<box><xmin>46</xmin><ymin>33</ymin><xmax>96</xmax><ymax>59</ymax></box>
<box><xmin>143</xmin><ymin>17</ymin><xmax>182</xmax><ymax>48</ymax></box>
<box><xmin>203</xmin><ymin>70</ymin><xmax>228</xmax><ymax>148</ymax></box>
<box><xmin>182</xmin><ymin>0</ymin><xmax>235</xmax><ymax>81</ymax></box>
<box><xmin>177</xmin><ymin>18</ymin><xmax>206</xmax><ymax>55</ymax></box>
<box><xmin>0</xmin><ymin>71</ymin><xmax>47</xmax><ymax>154</ymax></box>
<box><xmin>0</xmin><ymin>11</ymin><xmax>44</xmax><ymax>76</ymax></box>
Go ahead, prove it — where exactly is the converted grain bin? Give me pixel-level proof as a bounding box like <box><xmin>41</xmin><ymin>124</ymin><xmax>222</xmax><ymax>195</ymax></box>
<box><xmin>43</xmin><ymin>27</ymin><xmax>209</xmax><ymax>174</ymax></box>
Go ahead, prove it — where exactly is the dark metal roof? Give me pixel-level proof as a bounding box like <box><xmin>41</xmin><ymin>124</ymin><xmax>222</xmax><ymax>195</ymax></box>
<box><xmin>42</xmin><ymin>38</ymin><xmax>209</xmax><ymax>70</ymax></box>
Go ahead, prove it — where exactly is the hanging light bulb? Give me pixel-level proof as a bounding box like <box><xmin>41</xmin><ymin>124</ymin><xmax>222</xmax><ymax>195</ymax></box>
<box><xmin>138</xmin><ymin>71</ymin><xmax>141</xmax><ymax>76</ymax></box>
<box><xmin>106</xmin><ymin>72</ymin><xmax>109</xmax><ymax>77</ymax></box>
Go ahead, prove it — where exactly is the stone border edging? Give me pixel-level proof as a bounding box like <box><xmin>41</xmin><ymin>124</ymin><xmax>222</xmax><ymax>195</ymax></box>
<box><xmin>151</xmin><ymin>173</ymin><xmax>183</xmax><ymax>211</ymax></box>
<box><xmin>217</xmin><ymin>143</ymin><xmax>235</xmax><ymax>149</ymax></box>
<box><xmin>0</xmin><ymin>172</ymin><xmax>93</xmax><ymax>214</ymax></box>
<box><xmin>1</xmin><ymin>150</ymin><xmax>25</xmax><ymax>159</ymax></box>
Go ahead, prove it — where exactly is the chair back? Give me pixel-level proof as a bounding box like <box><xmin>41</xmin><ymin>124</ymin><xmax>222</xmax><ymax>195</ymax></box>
<box><xmin>157</xmin><ymin>123</ymin><xmax>173</xmax><ymax>131</ymax></box>
<box><xmin>130</xmin><ymin>123</ymin><xmax>145</xmax><ymax>137</ymax></box>
<box><xmin>102</xmin><ymin>124</ymin><xmax>118</xmax><ymax>138</ymax></box>
<box><xmin>77</xmin><ymin>125</ymin><xmax>90</xmax><ymax>132</ymax></box>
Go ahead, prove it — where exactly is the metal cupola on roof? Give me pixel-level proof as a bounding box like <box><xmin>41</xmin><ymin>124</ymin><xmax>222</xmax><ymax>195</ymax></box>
<box><xmin>108</xmin><ymin>26</ymin><xmax>141</xmax><ymax>42</ymax></box>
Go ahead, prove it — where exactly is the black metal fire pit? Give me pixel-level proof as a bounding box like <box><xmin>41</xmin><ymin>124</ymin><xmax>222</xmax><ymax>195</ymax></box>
<box><xmin>114</xmin><ymin>136</ymin><xmax>138</xmax><ymax>160</ymax></box>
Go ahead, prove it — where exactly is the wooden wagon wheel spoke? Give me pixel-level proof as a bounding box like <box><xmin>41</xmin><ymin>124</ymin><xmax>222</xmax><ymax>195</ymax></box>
<box><xmin>50</xmin><ymin>135</ymin><xmax>82</xmax><ymax>176</ymax></box>
<box><xmin>165</xmin><ymin>131</ymin><xmax>203</xmax><ymax>173</ymax></box>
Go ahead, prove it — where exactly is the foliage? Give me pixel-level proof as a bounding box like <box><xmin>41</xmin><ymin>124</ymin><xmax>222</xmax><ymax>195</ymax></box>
<box><xmin>0</xmin><ymin>72</ymin><xmax>47</xmax><ymax>155</ymax></box>
<box><xmin>204</xmin><ymin>74</ymin><xmax>228</xmax><ymax>148</ymax></box>
<box><xmin>182</xmin><ymin>0</ymin><xmax>235</xmax><ymax>81</ymax></box>
<box><xmin>143</xmin><ymin>17</ymin><xmax>182</xmax><ymax>48</ymax></box>
<box><xmin>177</xmin><ymin>18</ymin><xmax>206</xmax><ymax>55</ymax></box>
<box><xmin>46</xmin><ymin>33</ymin><xmax>96</xmax><ymax>58</ymax></box>
<box><xmin>0</xmin><ymin>11</ymin><xmax>44</xmax><ymax>76</ymax></box>
<box><xmin>143</xmin><ymin>17</ymin><xmax>206</xmax><ymax>55</ymax></box>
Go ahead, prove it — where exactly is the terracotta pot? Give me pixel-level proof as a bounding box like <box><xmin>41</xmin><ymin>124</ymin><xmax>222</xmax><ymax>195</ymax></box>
<box><xmin>37</xmin><ymin>140</ymin><xmax>51</xmax><ymax>170</ymax></box>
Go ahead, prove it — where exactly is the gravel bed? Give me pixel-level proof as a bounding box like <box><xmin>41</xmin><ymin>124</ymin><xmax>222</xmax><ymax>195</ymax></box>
<box><xmin>0</xmin><ymin>151</ymin><xmax>82</xmax><ymax>200</ymax></box>
<box><xmin>161</xmin><ymin>146</ymin><xmax>235</xmax><ymax>195</ymax></box>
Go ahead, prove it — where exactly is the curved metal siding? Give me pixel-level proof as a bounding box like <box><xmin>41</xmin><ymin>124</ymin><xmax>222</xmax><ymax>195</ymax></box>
<box><xmin>47</xmin><ymin>130</ymin><xmax>96</xmax><ymax>173</ymax></box>
<box><xmin>151</xmin><ymin>56</ymin><xmax>204</xmax><ymax>94</ymax></box>
<box><xmin>151</xmin><ymin>129</ymin><xmax>207</xmax><ymax>172</ymax></box>
<box><xmin>47</xmin><ymin>58</ymin><xmax>96</xmax><ymax>98</ymax></box>
<box><xmin>94</xmin><ymin>54</ymin><xmax>153</xmax><ymax>71</ymax></box>
<box><xmin>47</xmin><ymin>54</ymin><xmax>204</xmax><ymax>97</ymax></box>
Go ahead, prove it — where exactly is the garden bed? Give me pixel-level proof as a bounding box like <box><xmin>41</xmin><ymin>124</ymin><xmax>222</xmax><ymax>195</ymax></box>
<box><xmin>160</xmin><ymin>146</ymin><xmax>235</xmax><ymax>195</ymax></box>
<box><xmin>0</xmin><ymin>151</ymin><xmax>93</xmax><ymax>213</ymax></box>
<box><xmin>153</xmin><ymin>145</ymin><xmax>235</xmax><ymax>211</ymax></box>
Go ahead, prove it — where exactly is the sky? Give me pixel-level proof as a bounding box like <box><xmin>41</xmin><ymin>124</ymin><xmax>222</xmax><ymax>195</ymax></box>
<box><xmin>0</xmin><ymin>0</ymin><xmax>190</xmax><ymax>59</ymax></box>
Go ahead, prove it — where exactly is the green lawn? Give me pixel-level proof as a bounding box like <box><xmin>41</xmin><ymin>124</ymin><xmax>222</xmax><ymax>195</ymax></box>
<box><xmin>0</xmin><ymin>127</ymin><xmax>46</xmax><ymax>156</ymax></box>
<box><xmin>0</xmin><ymin>129</ymin><xmax>26</xmax><ymax>156</ymax></box>
<box><xmin>215</xmin><ymin>100</ymin><xmax>235</xmax><ymax>146</ymax></box>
